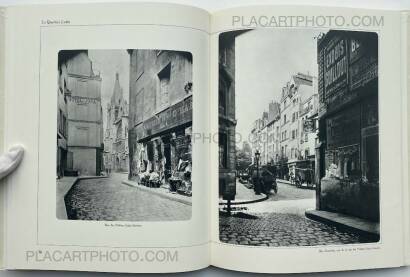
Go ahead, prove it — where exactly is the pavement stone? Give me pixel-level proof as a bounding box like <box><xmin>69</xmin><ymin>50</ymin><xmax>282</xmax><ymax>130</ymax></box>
<box><xmin>64</xmin><ymin>173</ymin><xmax>191</xmax><ymax>221</ymax></box>
<box><xmin>220</xmin><ymin>180</ymin><xmax>378</xmax><ymax>247</ymax></box>
<box><xmin>219</xmin><ymin>212</ymin><xmax>378</xmax><ymax>247</ymax></box>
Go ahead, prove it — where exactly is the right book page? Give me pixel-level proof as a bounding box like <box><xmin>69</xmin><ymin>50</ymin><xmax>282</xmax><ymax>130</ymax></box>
<box><xmin>405</xmin><ymin>9</ymin><xmax>410</xmax><ymax>267</ymax></box>
<box><xmin>210</xmin><ymin>5</ymin><xmax>406</xmax><ymax>273</ymax></box>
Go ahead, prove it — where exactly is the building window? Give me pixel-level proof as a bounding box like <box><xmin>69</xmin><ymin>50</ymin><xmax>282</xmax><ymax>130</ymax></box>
<box><xmin>219</xmin><ymin>78</ymin><xmax>229</xmax><ymax>116</ymax></box>
<box><xmin>219</xmin><ymin>133</ymin><xmax>228</xmax><ymax>168</ymax></box>
<box><xmin>157</xmin><ymin>63</ymin><xmax>171</xmax><ymax>110</ymax></box>
<box><xmin>221</xmin><ymin>48</ymin><xmax>228</xmax><ymax>66</ymax></box>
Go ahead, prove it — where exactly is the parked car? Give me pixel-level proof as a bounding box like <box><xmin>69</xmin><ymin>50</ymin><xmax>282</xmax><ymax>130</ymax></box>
<box><xmin>248</xmin><ymin>165</ymin><xmax>278</xmax><ymax>194</ymax></box>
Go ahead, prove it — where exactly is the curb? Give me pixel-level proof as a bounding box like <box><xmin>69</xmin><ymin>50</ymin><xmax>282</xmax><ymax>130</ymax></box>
<box><xmin>305</xmin><ymin>210</ymin><xmax>380</xmax><ymax>240</ymax></box>
<box><xmin>277</xmin><ymin>178</ymin><xmax>292</xmax><ymax>185</ymax></box>
<box><xmin>58</xmin><ymin>176</ymin><xmax>109</xmax><ymax>220</ymax></box>
<box><xmin>219</xmin><ymin>194</ymin><xmax>268</xmax><ymax>206</ymax></box>
<box><xmin>122</xmin><ymin>180</ymin><xmax>192</xmax><ymax>206</ymax></box>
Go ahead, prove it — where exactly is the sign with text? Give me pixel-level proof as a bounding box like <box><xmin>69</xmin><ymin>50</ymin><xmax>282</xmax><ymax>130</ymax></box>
<box><xmin>324</xmin><ymin>37</ymin><xmax>348</xmax><ymax>102</ymax></box>
<box><xmin>137</xmin><ymin>96</ymin><xmax>192</xmax><ymax>141</ymax></box>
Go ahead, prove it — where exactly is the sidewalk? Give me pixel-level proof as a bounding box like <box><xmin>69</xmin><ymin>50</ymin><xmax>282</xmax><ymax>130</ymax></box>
<box><xmin>56</xmin><ymin>176</ymin><xmax>108</xmax><ymax>219</ymax></box>
<box><xmin>276</xmin><ymin>178</ymin><xmax>292</xmax><ymax>185</ymax></box>
<box><xmin>122</xmin><ymin>180</ymin><xmax>192</xmax><ymax>206</ymax></box>
<box><xmin>305</xmin><ymin>209</ymin><xmax>380</xmax><ymax>239</ymax></box>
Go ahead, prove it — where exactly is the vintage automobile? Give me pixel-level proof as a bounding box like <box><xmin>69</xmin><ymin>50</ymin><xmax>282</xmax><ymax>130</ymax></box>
<box><xmin>248</xmin><ymin>165</ymin><xmax>278</xmax><ymax>194</ymax></box>
<box><xmin>260</xmin><ymin>166</ymin><xmax>278</xmax><ymax>194</ymax></box>
<box><xmin>168</xmin><ymin>160</ymin><xmax>192</xmax><ymax>196</ymax></box>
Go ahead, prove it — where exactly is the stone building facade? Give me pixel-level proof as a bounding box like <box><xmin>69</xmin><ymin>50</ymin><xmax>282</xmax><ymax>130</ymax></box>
<box><xmin>250</xmin><ymin>118</ymin><xmax>264</xmax><ymax>164</ymax></box>
<box><xmin>247</xmin><ymin>73</ymin><xmax>318</xmax><ymax>180</ymax></box>
<box><xmin>104</xmin><ymin>73</ymin><xmax>129</xmax><ymax>172</ymax></box>
<box><xmin>265</xmin><ymin>101</ymin><xmax>281</xmax><ymax>164</ymax></box>
<box><xmin>219</xmin><ymin>31</ymin><xmax>248</xmax><ymax>201</ymax></box>
<box><xmin>58</xmin><ymin>50</ymin><xmax>104</xmax><ymax>176</ymax></box>
<box><xmin>57</xmin><ymin>56</ymin><xmax>69</xmax><ymax>178</ymax></box>
<box><xmin>316</xmin><ymin>30</ymin><xmax>379</xmax><ymax>222</ymax></box>
<box><xmin>279</xmin><ymin>73</ymin><xmax>317</xmax><ymax>177</ymax></box>
<box><xmin>128</xmin><ymin>50</ymin><xmax>193</xmax><ymax>183</ymax></box>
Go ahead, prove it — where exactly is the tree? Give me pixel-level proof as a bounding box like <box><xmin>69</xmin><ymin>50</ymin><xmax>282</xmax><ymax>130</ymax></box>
<box><xmin>236</xmin><ymin>148</ymin><xmax>252</xmax><ymax>171</ymax></box>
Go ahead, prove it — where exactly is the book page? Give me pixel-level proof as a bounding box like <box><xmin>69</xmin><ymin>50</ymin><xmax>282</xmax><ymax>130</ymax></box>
<box><xmin>0</xmin><ymin>7</ymin><xmax>5</xmax><ymax>269</ymax></box>
<box><xmin>3</xmin><ymin>3</ymin><xmax>210</xmax><ymax>272</ymax></box>
<box><xmin>211</xmin><ymin>6</ymin><xmax>405</xmax><ymax>273</ymax></box>
<box><xmin>405</xmin><ymin>10</ymin><xmax>410</xmax><ymax>266</ymax></box>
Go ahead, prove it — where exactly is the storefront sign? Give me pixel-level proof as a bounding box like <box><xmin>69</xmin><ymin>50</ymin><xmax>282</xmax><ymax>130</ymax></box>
<box><xmin>319</xmin><ymin>32</ymin><xmax>378</xmax><ymax>114</ymax></box>
<box><xmin>303</xmin><ymin>119</ymin><xmax>315</xmax><ymax>133</ymax></box>
<box><xmin>349</xmin><ymin>55</ymin><xmax>377</xmax><ymax>91</ymax></box>
<box><xmin>68</xmin><ymin>95</ymin><xmax>100</xmax><ymax>105</ymax></box>
<box><xmin>324</xmin><ymin>38</ymin><xmax>348</xmax><ymax>101</ymax></box>
<box><xmin>138</xmin><ymin>96</ymin><xmax>192</xmax><ymax>140</ymax></box>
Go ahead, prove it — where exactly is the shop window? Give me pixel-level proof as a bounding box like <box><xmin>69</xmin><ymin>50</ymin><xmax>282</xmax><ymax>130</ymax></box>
<box><xmin>325</xmin><ymin>145</ymin><xmax>360</xmax><ymax>179</ymax></box>
<box><xmin>363</xmin><ymin>135</ymin><xmax>379</xmax><ymax>183</ymax></box>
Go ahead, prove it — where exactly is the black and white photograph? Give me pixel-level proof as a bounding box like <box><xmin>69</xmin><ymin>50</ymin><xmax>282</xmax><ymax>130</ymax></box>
<box><xmin>57</xmin><ymin>49</ymin><xmax>193</xmax><ymax>221</ymax></box>
<box><xmin>218</xmin><ymin>29</ymin><xmax>379</xmax><ymax>246</ymax></box>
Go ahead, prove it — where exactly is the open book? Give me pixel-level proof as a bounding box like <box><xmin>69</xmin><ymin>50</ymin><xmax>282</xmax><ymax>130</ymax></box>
<box><xmin>0</xmin><ymin>1</ymin><xmax>409</xmax><ymax>274</ymax></box>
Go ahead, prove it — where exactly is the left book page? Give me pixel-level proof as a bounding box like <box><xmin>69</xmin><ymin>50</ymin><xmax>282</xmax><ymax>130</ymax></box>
<box><xmin>2</xmin><ymin>3</ymin><xmax>210</xmax><ymax>273</ymax></box>
<box><xmin>0</xmin><ymin>7</ymin><xmax>6</xmax><ymax>269</ymax></box>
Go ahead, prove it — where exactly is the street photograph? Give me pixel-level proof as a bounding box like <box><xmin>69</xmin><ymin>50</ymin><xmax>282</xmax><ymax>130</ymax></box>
<box><xmin>218</xmin><ymin>29</ymin><xmax>380</xmax><ymax>247</ymax></box>
<box><xmin>57</xmin><ymin>49</ymin><xmax>193</xmax><ymax>221</ymax></box>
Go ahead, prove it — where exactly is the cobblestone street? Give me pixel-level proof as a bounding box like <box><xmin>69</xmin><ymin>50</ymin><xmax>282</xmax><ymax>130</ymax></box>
<box><xmin>64</xmin><ymin>173</ymin><xmax>191</xmax><ymax>221</ymax></box>
<box><xmin>219</xmin><ymin>181</ymin><xmax>377</xmax><ymax>246</ymax></box>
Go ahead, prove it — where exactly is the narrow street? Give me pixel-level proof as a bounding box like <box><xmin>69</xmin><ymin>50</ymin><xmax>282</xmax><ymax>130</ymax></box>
<box><xmin>64</xmin><ymin>173</ymin><xmax>191</xmax><ymax>221</ymax></box>
<box><xmin>219</xmin><ymin>180</ymin><xmax>377</xmax><ymax>246</ymax></box>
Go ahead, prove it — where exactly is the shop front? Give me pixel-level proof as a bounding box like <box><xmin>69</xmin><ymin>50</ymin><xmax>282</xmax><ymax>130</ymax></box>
<box><xmin>130</xmin><ymin>96</ymin><xmax>192</xmax><ymax>195</ymax></box>
<box><xmin>317</xmin><ymin>30</ymin><xmax>379</xmax><ymax>222</ymax></box>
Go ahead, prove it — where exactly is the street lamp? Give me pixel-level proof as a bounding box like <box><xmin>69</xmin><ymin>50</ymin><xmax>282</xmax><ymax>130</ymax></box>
<box><xmin>255</xmin><ymin>150</ymin><xmax>261</xmax><ymax>195</ymax></box>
